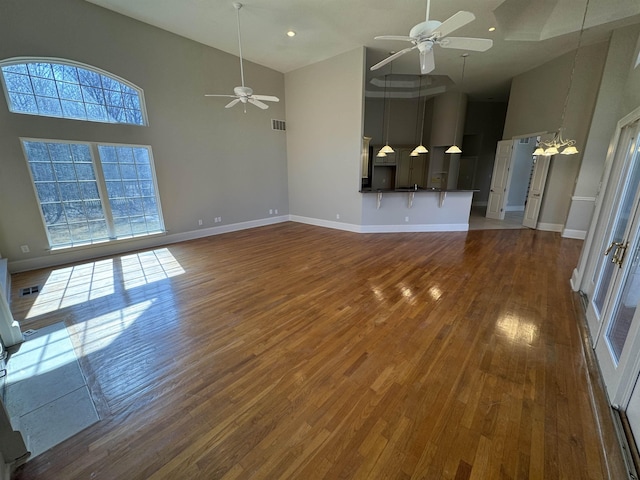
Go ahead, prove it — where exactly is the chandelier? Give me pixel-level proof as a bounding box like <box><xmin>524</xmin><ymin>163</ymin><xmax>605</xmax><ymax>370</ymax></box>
<box><xmin>533</xmin><ymin>0</ymin><xmax>590</xmax><ymax>157</ymax></box>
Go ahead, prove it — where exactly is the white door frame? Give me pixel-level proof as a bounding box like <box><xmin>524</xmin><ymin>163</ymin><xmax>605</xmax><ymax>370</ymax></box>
<box><xmin>486</xmin><ymin>133</ymin><xmax>549</xmax><ymax>222</ymax></box>
<box><xmin>486</xmin><ymin>140</ymin><xmax>514</xmax><ymax>220</ymax></box>
<box><xmin>577</xmin><ymin>107</ymin><xmax>640</xmax><ymax>298</ymax></box>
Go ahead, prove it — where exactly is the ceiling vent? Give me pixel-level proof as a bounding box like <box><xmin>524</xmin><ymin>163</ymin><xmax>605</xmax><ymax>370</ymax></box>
<box><xmin>271</xmin><ymin>119</ymin><xmax>286</xmax><ymax>131</ymax></box>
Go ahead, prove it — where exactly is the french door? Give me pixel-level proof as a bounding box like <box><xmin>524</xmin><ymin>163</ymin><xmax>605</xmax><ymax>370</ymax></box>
<box><xmin>586</xmin><ymin>121</ymin><xmax>640</xmax><ymax>339</ymax></box>
<box><xmin>586</xmin><ymin>118</ymin><xmax>640</xmax><ymax>404</ymax></box>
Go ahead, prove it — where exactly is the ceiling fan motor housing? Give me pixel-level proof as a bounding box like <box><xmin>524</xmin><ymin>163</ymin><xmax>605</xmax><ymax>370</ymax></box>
<box><xmin>234</xmin><ymin>86</ymin><xmax>253</xmax><ymax>97</ymax></box>
<box><xmin>410</xmin><ymin>20</ymin><xmax>442</xmax><ymax>41</ymax></box>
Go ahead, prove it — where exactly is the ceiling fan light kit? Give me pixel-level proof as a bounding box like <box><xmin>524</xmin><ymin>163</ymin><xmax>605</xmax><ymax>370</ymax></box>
<box><xmin>204</xmin><ymin>2</ymin><xmax>279</xmax><ymax>112</ymax></box>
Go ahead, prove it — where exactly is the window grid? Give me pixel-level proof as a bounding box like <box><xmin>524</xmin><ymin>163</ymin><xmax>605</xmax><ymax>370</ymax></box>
<box><xmin>2</xmin><ymin>59</ymin><xmax>146</xmax><ymax>125</ymax></box>
<box><xmin>22</xmin><ymin>139</ymin><xmax>163</xmax><ymax>249</ymax></box>
<box><xmin>23</xmin><ymin>141</ymin><xmax>110</xmax><ymax>248</ymax></box>
<box><xmin>98</xmin><ymin>145</ymin><xmax>163</xmax><ymax>238</ymax></box>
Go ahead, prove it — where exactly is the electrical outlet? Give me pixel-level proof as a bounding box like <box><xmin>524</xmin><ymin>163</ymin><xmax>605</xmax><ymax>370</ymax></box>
<box><xmin>275</xmin><ymin>209</ymin><xmax>278</xmax><ymax>214</ymax></box>
<box><xmin>198</xmin><ymin>219</ymin><xmax>203</xmax><ymax>226</ymax></box>
<box><xmin>405</xmin><ymin>216</ymin><xmax>409</xmax><ymax>222</ymax></box>
<box><xmin>336</xmin><ymin>214</ymin><xmax>340</xmax><ymax>220</ymax></box>
<box><xmin>269</xmin><ymin>209</ymin><xmax>273</xmax><ymax>215</ymax></box>
<box><xmin>20</xmin><ymin>245</ymin><xmax>30</xmax><ymax>253</ymax></box>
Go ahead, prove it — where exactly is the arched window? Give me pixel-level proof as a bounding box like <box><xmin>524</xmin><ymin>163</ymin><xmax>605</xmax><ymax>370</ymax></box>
<box><xmin>0</xmin><ymin>58</ymin><xmax>147</xmax><ymax>125</ymax></box>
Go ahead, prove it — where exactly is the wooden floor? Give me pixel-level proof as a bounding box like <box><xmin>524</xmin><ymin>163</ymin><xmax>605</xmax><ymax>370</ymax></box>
<box><xmin>8</xmin><ymin>223</ymin><xmax>619</xmax><ymax>479</ymax></box>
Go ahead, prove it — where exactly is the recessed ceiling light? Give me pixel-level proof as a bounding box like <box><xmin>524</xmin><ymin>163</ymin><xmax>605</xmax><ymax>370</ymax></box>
<box><xmin>287</xmin><ymin>30</ymin><xmax>296</xmax><ymax>37</ymax></box>
<box><xmin>488</xmin><ymin>27</ymin><xmax>496</xmax><ymax>32</ymax></box>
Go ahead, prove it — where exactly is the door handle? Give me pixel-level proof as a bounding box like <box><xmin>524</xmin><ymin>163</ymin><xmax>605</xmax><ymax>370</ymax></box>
<box><xmin>605</xmin><ymin>241</ymin><xmax>628</xmax><ymax>267</ymax></box>
<box><xmin>613</xmin><ymin>242</ymin><xmax>629</xmax><ymax>268</ymax></box>
<box><xmin>605</xmin><ymin>241</ymin><xmax>624</xmax><ymax>256</ymax></box>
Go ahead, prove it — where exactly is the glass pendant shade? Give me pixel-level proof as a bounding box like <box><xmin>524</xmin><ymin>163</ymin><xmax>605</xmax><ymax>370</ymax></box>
<box><xmin>445</xmin><ymin>145</ymin><xmax>462</xmax><ymax>154</ymax></box>
<box><xmin>380</xmin><ymin>144</ymin><xmax>394</xmax><ymax>154</ymax></box>
<box><xmin>533</xmin><ymin>147</ymin><xmax>545</xmax><ymax>156</ymax></box>
<box><xmin>561</xmin><ymin>146</ymin><xmax>579</xmax><ymax>155</ymax></box>
<box><xmin>410</xmin><ymin>149</ymin><xmax>419</xmax><ymax>157</ymax></box>
<box><xmin>544</xmin><ymin>146</ymin><xmax>559</xmax><ymax>155</ymax></box>
<box><xmin>414</xmin><ymin>145</ymin><xmax>428</xmax><ymax>154</ymax></box>
<box><xmin>376</xmin><ymin>149</ymin><xmax>387</xmax><ymax>157</ymax></box>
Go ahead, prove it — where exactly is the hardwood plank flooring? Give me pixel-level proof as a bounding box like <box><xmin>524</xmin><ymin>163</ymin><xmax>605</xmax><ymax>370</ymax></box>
<box><xmin>7</xmin><ymin>223</ymin><xmax>620</xmax><ymax>479</ymax></box>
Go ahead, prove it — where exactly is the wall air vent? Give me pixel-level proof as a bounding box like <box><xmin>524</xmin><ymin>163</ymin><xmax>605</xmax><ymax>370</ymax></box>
<box><xmin>271</xmin><ymin>119</ymin><xmax>286</xmax><ymax>131</ymax></box>
<box><xmin>19</xmin><ymin>285</ymin><xmax>40</xmax><ymax>297</ymax></box>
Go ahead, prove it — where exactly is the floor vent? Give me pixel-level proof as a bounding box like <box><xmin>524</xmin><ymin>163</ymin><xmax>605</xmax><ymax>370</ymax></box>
<box><xmin>23</xmin><ymin>329</ymin><xmax>37</xmax><ymax>336</ymax></box>
<box><xmin>271</xmin><ymin>119</ymin><xmax>286</xmax><ymax>131</ymax></box>
<box><xmin>19</xmin><ymin>285</ymin><xmax>40</xmax><ymax>297</ymax></box>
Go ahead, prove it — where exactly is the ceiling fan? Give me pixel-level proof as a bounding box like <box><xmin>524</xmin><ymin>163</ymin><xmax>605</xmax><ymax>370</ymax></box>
<box><xmin>370</xmin><ymin>0</ymin><xmax>492</xmax><ymax>74</ymax></box>
<box><xmin>205</xmin><ymin>2</ymin><xmax>279</xmax><ymax>112</ymax></box>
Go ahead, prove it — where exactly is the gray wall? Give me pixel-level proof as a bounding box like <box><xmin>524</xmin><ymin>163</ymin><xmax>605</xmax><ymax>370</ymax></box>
<box><xmin>503</xmin><ymin>41</ymin><xmax>609</xmax><ymax>228</ymax></box>
<box><xmin>0</xmin><ymin>0</ymin><xmax>288</xmax><ymax>270</ymax></box>
<box><xmin>285</xmin><ymin>48</ymin><xmax>365</xmax><ymax>227</ymax></box>
<box><xmin>566</xmin><ymin>24</ymin><xmax>640</xmax><ymax>235</ymax></box>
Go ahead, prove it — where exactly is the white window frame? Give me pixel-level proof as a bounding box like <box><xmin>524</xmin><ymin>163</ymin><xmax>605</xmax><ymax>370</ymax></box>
<box><xmin>21</xmin><ymin>137</ymin><xmax>165</xmax><ymax>250</ymax></box>
<box><xmin>0</xmin><ymin>57</ymin><xmax>149</xmax><ymax>126</ymax></box>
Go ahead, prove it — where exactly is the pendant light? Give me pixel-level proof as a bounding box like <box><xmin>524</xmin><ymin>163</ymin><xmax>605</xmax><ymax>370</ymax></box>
<box><xmin>533</xmin><ymin>0</ymin><xmax>589</xmax><ymax>156</ymax></box>
<box><xmin>411</xmin><ymin>75</ymin><xmax>429</xmax><ymax>156</ymax></box>
<box><xmin>376</xmin><ymin>72</ymin><xmax>388</xmax><ymax>157</ymax></box>
<box><xmin>377</xmin><ymin>59</ymin><xmax>394</xmax><ymax>156</ymax></box>
<box><xmin>445</xmin><ymin>53</ymin><xmax>467</xmax><ymax>155</ymax></box>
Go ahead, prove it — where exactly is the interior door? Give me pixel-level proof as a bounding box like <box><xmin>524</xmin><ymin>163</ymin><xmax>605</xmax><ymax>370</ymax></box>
<box><xmin>586</xmin><ymin>122</ymin><xmax>640</xmax><ymax>338</ymax></box>
<box><xmin>522</xmin><ymin>154</ymin><xmax>551</xmax><ymax>229</ymax></box>
<box><xmin>486</xmin><ymin>140</ymin><xmax>513</xmax><ymax>220</ymax></box>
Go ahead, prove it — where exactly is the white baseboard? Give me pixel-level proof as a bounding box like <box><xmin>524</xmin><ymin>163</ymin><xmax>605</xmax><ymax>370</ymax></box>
<box><xmin>9</xmin><ymin>214</ymin><xmax>471</xmax><ymax>273</ymax></box>
<box><xmin>562</xmin><ymin>228</ymin><xmax>587</xmax><ymax>240</ymax></box>
<box><xmin>289</xmin><ymin>215</ymin><xmax>469</xmax><ymax>233</ymax></box>
<box><xmin>536</xmin><ymin>222</ymin><xmax>564</xmax><ymax>233</ymax></box>
<box><xmin>289</xmin><ymin>215</ymin><xmax>361</xmax><ymax>233</ymax></box>
<box><xmin>9</xmin><ymin>216</ymin><xmax>290</xmax><ymax>273</ymax></box>
<box><xmin>359</xmin><ymin>223</ymin><xmax>469</xmax><ymax>233</ymax></box>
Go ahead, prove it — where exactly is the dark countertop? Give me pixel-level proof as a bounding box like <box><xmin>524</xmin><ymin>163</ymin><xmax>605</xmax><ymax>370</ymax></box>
<box><xmin>360</xmin><ymin>188</ymin><xmax>479</xmax><ymax>193</ymax></box>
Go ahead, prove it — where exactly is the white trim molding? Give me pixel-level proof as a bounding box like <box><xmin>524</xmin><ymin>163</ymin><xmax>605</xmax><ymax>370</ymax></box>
<box><xmin>562</xmin><ymin>229</ymin><xmax>587</xmax><ymax>240</ymax></box>
<box><xmin>537</xmin><ymin>223</ymin><xmax>564</xmax><ymax>233</ymax></box>
<box><xmin>290</xmin><ymin>215</ymin><xmax>469</xmax><ymax>233</ymax></box>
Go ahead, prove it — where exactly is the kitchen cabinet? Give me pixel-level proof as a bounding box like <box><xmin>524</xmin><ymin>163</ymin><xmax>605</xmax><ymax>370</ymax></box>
<box><xmin>373</xmin><ymin>149</ymin><xmax>396</xmax><ymax>165</ymax></box>
<box><xmin>396</xmin><ymin>148</ymin><xmax>427</xmax><ymax>189</ymax></box>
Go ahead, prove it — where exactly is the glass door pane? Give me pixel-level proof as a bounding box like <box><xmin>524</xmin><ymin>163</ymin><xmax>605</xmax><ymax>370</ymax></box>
<box><xmin>606</xmin><ymin>240</ymin><xmax>640</xmax><ymax>362</ymax></box>
<box><xmin>592</xmin><ymin>127</ymin><xmax>640</xmax><ymax>319</ymax></box>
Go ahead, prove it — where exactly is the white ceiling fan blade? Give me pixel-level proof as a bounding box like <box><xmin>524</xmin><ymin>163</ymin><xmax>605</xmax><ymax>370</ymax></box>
<box><xmin>248</xmin><ymin>98</ymin><xmax>269</xmax><ymax>109</ymax></box>
<box><xmin>440</xmin><ymin>37</ymin><xmax>493</xmax><ymax>52</ymax></box>
<box><xmin>374</xmin><ymin>35</ymin><xmax>414</xmax><ymax>42</ymax></box>
<box><xmin>433</xmin><ymin>11</ymin><xmax>475</xmax><ymax>38</ymax></box>
<box><xmin>420</xmin><ymin>49</ymin><xmax>435</xmax><ymax>74</ymax></box>
<box><xmin>370</xmin><ymin>45</ymin><xmax>417</xmax><ymax>71</ymax></box>
<box><xmin>225</xmin><ymin>98</ymin><xmax>241</xmax><ymax>109</ymax></box>
<box><xmin>252</xmin><ymin>94</ymin><xmax>280</xmax><ymax>102</ymax></box>
<box><xmin>205</xmin><ymin>94</ymin><xmax>237</xmax><ymax>98</ymax></box>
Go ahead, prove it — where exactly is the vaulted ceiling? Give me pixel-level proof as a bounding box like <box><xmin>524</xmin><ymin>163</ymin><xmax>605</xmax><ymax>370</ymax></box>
<box><xmin>86</xmin><ymin>0</ymin><xmax>640</xmax><ymax>101</ymax></box>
